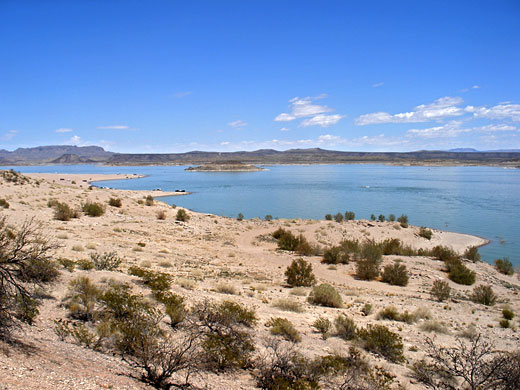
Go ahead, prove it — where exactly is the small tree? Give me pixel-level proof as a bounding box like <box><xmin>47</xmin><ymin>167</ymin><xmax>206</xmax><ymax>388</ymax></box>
<box><xmin>344</xmin><ymin>211</ymin><xmax>355</xmax><ymax>221</ymax></box>
<box><xmin>325</xmin><ymin>214</ymin><xmax>333</xmax><ymax>221</ymax></box>
<box><xmin>237</xmin><ymin>213</ymin><xmax>244</xmax><ymax>221</ymax></box>
<box><xmin>334</xmin><ymin>212</ymin><xmax>344</xmax><ymax>223</ymax></box>
<box><xmin>284</xmin><ymin>258</ymin><xmax>316</xmax><ymax>287</ymax></box>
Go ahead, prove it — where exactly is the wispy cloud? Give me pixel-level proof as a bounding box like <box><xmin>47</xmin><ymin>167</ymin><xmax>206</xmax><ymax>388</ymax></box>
<box><xmin>280</xmin><ymin>127</ymin><xmax>290</xmax><ymax>132</ymax></box>
<box><xmin>274</xmin><ymin>94</ymin><xmax>344</xmax><ymax>128</ymax></box>
<box><xmin>2</xmin><ymin>130</ymin><xmax>18</xmax><ymax>141</ymax></box>
<box><xmin>228</xmin><ymin>120</ymin><xmax>247</xmax><ymax>128</ymax></box>
<box><xmin>173</xmin><ymin>91</ymin><xmax>192</xmax><ymax>98</ymax></box>
<box><xmin>55</xmin><ymin>128</ymin><xmax>73</xmax><ymax>133</ymax></box>
<box><xmin>466</xmin><ymin>102</ymin><xmax>520</xmax><ymax>122</ymax></box>
<box><xmin>96</xmin><ymin>125</ymin><xmax>136</xmax><ymax>130</ymax></box>
<box><xmin>407</xmin><ymin>121</ymin><xmax>470</xmax><ymax>138</ymax></box>
<box><xmin>372</xmin><ymin>82</ymin><xmax>384</xmax><ymax>88</ymax></box>
<box><xmin>68</xmin><ymin>135</ymin><xmax>83</xmax><ymax>145</ymax></box>
<box><xmin>356</xmin><ymin>96</ymin><xmax>465</xmax><ymax>125</ymax></box>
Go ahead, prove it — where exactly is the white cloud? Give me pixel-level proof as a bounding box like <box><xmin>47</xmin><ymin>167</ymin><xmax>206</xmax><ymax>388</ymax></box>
<box><xmin>55</xmin><ymin>128</ymin><xmax>73</xmax><ymax>133</ymax></box>
<box><xmin>472</xmin><ymin>85</ymin><xmax>480</xmax><ymax>89</ymax></box>
<box><xmin>300</xmin><ymin>114</ymin><xmax>345</xmax><ymax>128</ymax></box>
<box><xmin>220</xmin><ymin>141</ymin><xmax>230</xmax><ymax>145</ymax></box>
<box><xmin>356</xmin><ymin>96</ymin><xmax>466</xmax><ymax>125</ymax></box>
<box><xmin>2</xmin><ymin>130</ymin><xmax>18</xmax><ymax>141</ymax></box>
<box><xmin>465</xmin><ymin>103</ymin><xmax>520</xmax><ymax>122</ymax></box>
<box><xmin>97</xmin><ymin>125</ymin><xmax>132</xmax><ymax>130</ymax></box>
<box><xmin>173</xmin><ymin>91</ymin><xmax>192</xmax><ymax>98</ymax></box>
<box><xmin>274</xmin><ymin>94</ymin><xmax>344</xmax><ymax>128</ymax></box>
<box><xmin>280</xmin><ymin>127</ymin><xmax>290</xmax><ymax>132</ymax></box>
<box><xmin>228</xmin><ymin>120</ymin><xmax>247</xmax><ymax>128</ymax></box>
<box><xmin>476</xmin><ymin>124</ymin><xmax>518</xmax><ymax>132</ymax></box>
<box><xmin>372</xmin><ymin>82</ymin><xmax>384</xmax><ymax>88</ymax></box>
<box><xmin>407</xmin><ymin>121</ymin><xmax>470</xmax><ymax>138</ymax></box>
<box><xmin>68</xmin><ymin>135</ymin><xmax>83</xmax><ymax>145</ymax></box>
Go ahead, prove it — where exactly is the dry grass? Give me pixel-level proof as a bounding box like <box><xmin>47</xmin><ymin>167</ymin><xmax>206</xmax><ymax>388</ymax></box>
<box><xmin>272</xmin><ymin>299</ymin><xmax>305</xmax><ymax>313</ymax></box>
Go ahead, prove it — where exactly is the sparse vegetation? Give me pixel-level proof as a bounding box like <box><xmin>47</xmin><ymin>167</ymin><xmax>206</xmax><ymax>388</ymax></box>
<box><xmin>0</xmin><ymin>199</ymin><xmax>9</xmax><ymax>208</ymax></box>
<box><xmin>266</xmin><ymin>317</ymin><xmax>301</xmax><ymax>342</ymax></box>
<box><xmin>176</xmin><ymin>208</ymin><xmax>190</xmax><ymax>222</ymax></box>
<box><xmin>334</xmin><ymin>314</ymin><xmax>357</xmax><ymax>340</ymax></box>
<box><xmin>381</xmin><ymin>260</ymin><xmax>409</xmax><ymax>286</ymax></box>
<box><xmin>90</xmin><ymin>251</ymin><xmax>122</xmax><ymax>271</ymax></box>
<box><xmin>272</xmin><ymin>299</ymin><xmax>305</xmax><ymax>313</ymax></box>
<box><xmin>471</xmin><ymin>284</ymin><xmax>497</xmax><ymax>306</ymax></box>
<box><xmin>156</xmin><ymin>210</ymin><xmax>167</xmax><ymax>220</ymax></box>
<box><xmin>464</xmin><ymin>246</ymin><xmax>481</xmax><ymax>262</ymax></box>
<box><xmin>284</xmin><ymin>258</ymin><xmax>316</xmax><ymax>287</ymax></box>
<box><xmin>308</xmin><ymin>283</ymin><xmax>342</xmax><ymax>308</ymax></box>
<box><xmin>397</xmin><ymin>214</ymin><xmax>408</xmax><ymax>228</ymax></box>
<box><xmin>53</xmin><ymin>201</ymin><xmax>79</xmax><ymax>221</ymax></box>
<box><xmin>419</xmin><ymin>227</ymin><xmax>433</xmax><ymax>240</ymax></box>
<box><xmin>430</xmin><ymin>280</ymin><xmax>451</xmax><ymax>302</ymax></box>
<box><xmin>108</xmin><ymin>197</ymin><xmax>122</xmax><ymax>207</ymax></box>
<box><xmin>357</xmin><ymin>324</ymin><xmax>405</xmax><ymax>363</ymax></box>
<box><xmin>145</xmin><ymin>195</ymin><xmax>154</xmax><ymax>206</ymax></box>
<box><xmin>272</xmin><ymin>228</ymin><xmax>313</xmax><ymax>255</ymax></box>
<box><xmin>313</xmin><ymin>317</ymin><xmax>332</xmax><ymax>339</ymax></box>
<box><xmin>82</xmin><ymin>201</ymin><xmax>105</xmax><ymax>217</ymax></box>
<box><xmin>495</xmin><ymin>257</ymin><xmax>514</xmax><ymax>276</ymax></box>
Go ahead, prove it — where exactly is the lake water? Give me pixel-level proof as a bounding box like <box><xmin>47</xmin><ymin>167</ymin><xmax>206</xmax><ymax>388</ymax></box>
<box><xmin>3</xmin><ymin>164</ymin><xmax>519</xmax><ymax>266</ymax></box>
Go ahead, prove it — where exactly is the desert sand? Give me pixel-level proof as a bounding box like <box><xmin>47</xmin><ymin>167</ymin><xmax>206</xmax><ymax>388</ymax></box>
<box><xmin>0</xmin><ymin>171</ymin><xmax>518</xmax><ymax>389</ymax></box>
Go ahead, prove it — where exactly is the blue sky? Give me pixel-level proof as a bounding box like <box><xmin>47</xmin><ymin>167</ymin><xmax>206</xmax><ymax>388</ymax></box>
<box><xmin>1</xmin><ymin>0</ymin><xmax>519</xmax><ymax>153</ymax></box>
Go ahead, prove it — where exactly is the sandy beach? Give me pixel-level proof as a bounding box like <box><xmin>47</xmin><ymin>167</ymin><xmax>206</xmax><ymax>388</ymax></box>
<box><xmin>0</xmin><ymin>171</ymin><xmax>518</xmax><ymax>390</ymax></box>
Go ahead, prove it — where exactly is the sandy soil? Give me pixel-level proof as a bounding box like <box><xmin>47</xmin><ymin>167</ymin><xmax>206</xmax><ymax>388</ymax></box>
<box><xmin>0</xmin><ymin>172</ymin><xmax>518</xmax><ymax>390</ymax></box>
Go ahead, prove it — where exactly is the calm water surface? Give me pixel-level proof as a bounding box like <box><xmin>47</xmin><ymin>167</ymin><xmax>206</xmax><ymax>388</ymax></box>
<box><xmin>4</xmin><ymin>164</ymin><xmax>519</xmax><ymax>266</ymax></box>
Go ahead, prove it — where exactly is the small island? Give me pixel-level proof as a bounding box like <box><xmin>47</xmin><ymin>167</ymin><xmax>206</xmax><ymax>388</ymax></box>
<box><xmin>185</xmin><ymin>161</ymin><xmax>266</xmax><ymax>172</ymax></box>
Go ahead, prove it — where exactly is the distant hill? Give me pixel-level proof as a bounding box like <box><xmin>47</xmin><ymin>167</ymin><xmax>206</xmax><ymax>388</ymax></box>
<box><xmin>0</xmin><ymin>145</ymin><xmax>113</xmax><ymax>164</ymax></box>
<box><xmin>0</xmin><ymin>145</ymin><xmax>519</xmax><ymax>167</ymax></box>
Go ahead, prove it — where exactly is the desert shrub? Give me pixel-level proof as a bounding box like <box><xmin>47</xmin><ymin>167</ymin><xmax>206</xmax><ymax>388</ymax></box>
<box><xmin>370</xmin><ymin>214</ymin><xmax>376</xmax><ymax>221</ymax></box>
<box><xmin>108</xmin><ymin>197</ymin><xmax>122</xmax><ymax>207</ymax></box>
<box><xmin>254</xmin><ymin>340</ymin><xmax>319</xmax><ymax>390</ymax></box>
<box><xmin>356</xmin><ymin>258</ymin><xmax>381</xmax><ymax>281</ymax></box>
<box><xmin>502</xmin><ymin>308</ymin><xmax>514</xmax><ymax>320</ymax></box>
<box><xmin>376</xmin><ymin>306</ymin><xmax>401</xmax><ymax>321</ymax></box>
<box><xmin>334</xmin><ymin>212</ymin><xmax>344</xmax><ymax>223</ymax></box>
<box><xmin>265</xmin><ymin>214</ymin><xmax>273</xmax><ymax>221</ymax></box>
<box><xmin>464</xmin><ymin>246</ymin><xmax>481</xmax><ymax>262</ymax></box>
<box><xmin>499</xmin><ymin>319</ymin><xmax>510</xmax><ymax>328</ymax></box>
<box><xmin>360</xmin><ymin>239</ymin><xmax>383</xmax><ymax>262</ymax></box>
<box><xmin>413</xmin><ymin>335</ymin><xmax>518</xmax><ymax>390</ymax></box>
<box><xmin>0</xmin><ymin>199</ymin><xmax>9</xmax><ymax>208</ymax></box>
<box><xmin>471</xmin><ymin>284</ymin><xmax>496</xmax><ymax>306</ymax></box>
<box><xmin>53</xmin><ymin>202</ymin><xmax>79</xmax><ymax>221</ymax></box>
<box><xmin>344</xmin><ymin>210</ymin><xmax>355</xmax><ymax>220</ymax></box>
<box><xmin>176</xmin><ymin>208</ymin><xmax>189</xmax><ymax>221</ymax></box>
<box><xmin>64</xmin><ymin>276</ymin><xmax>102</xmax><ymax>322</ymax></box>
<box><xmin>89</xmin><ymin>251</ymin><xmax>122</xmax><ymax>271</ymax></box>
<box><xmin>334</xmin><ymin>314</ymin><xmax>357</xmax><ymax>340</ymax></box>
<box><xmin>397</xmin><ymin>214</ymin><xmax>408</xmax><ymax>227</ymax></box>
<box><xmin>431</xmin><ymin>245</ymin><xmax>459</xmax><ymax>262</ymax></box>
<box><xmin>76</xmin><ymin>258</ymin><xmax>94</xmax><ymax>270</ymax></box>
<box><xmin>381</xmin><ymin>261</ymin><xmax>409</xmax><ymax>286</ymax></box>
<box><xmin>308</xmin><ymin>284</ymin><xmax>342</xmax><ymax>308</ymax></box>
<box><xmin>313</xmin><ymin>317</ymin><xmax>332</xmax><ymax>339</ymax></box>
<box><xmin>419</xmin><ymin>320</ymin><xmax>449</xmax><ymax>334</ymax></box>
<box><xmin>54</xmin><ymin>319</ymin><xmax>105</xmax><ymax>350</ymax></box>
<box><xmin>128</xmin><ymin>266</ymin><xmax>172</xmax><ymax>293</ymax></box>
<box><xmin>339</xmin><ymin>238</ymin><xmax>361</xmax><ymax>256</ymax></box>
<box><xmin>0</xmin><ymin>218</ymin><xmax>58</xmax><ymax>334</ymax></box>
<box><xmin>145</xmin><ymin>195</ymin><xmax>154</xmax><ymax>206</ymax></box>
<box><xmin>430</xmin><ymin>280</ymin><xmax>451</xmax><ymax>302</ymax></box>
<box><xmin>495</xmin><ymin>258</ymin><xmax>514</xmax><ymax>276</ymax></box>
<box><xmin>362</xmin><ymin>303</ymin><xmax>373</xmax><ymax>316</ymax></box>
<box><xmin>357</xmin><ymin>324</ymin><xmax>405</xmax><ymax>363</ymax></box>
<box><xmin>388</xmin><ymin>214</ymin><xmax>396</xmax><ymax>222</ymax></box>
<box><xmin>378</xmin><ymin>214</ymin><xmax>385</xmax><ymax>222</ymax></box>
<box><xmin>156</xmin><ymin>292</ymin><xmax>187</xmax><ymax>328</ymax></box>
<box><xmin>82</xmin><ymin>201</ymin><xmax>105</xmax><ymax>217</ymax></box>
<box><xmin>284</xmin><ymin>258</ymin><xmax>316</xmax><ymax>287</ymax></box>
<box><xmin>57</xmin><ymin>257</ymin><xmax>76</xmax><ymax>272</ymax></box>
<box><xmin>272</xmin><ymin>299</ymin><xmax>305</xmax><ymax>313</ymax></box>
<box><xmin>448</xmin><ymin>260</ymin><xmax>476</xmax><ymax>285</ymax></box>
<box><xmin>380</xmin><ymin>238</ymin><xmax>403</xmax><ymax>255</ymax></box>
<box><xmin>267</xmin><ymin>317</ymin><xmax>301</xmax><ymax>343</ymax></box>
<box><xmin>156</xmin><ymin>210</ymin><xmax>166</xmax><ymax>220</ymax></box>
<box><xmin>215</xmin><ymin>282</ymin><xmax>238</xmax><ymax>295</ymax></box>
<box><xmin>321</xmin><ymin>246</ymin><xmax>349</xmax><ymax>265</ymax></box>
<box><xmin>195</xmin><ymin>300</ymin><xmax>257</xmax><ymax>371</ymax></box>
<box><xmin>237</xmin><ymin>212</ymin><xmax>244</xmax><ymax>221</ymax></box>
<box><xmin>419</xmin><ymin>227</ymin><xmax>433</xmax><ymax>240</ymax></box>
<box><xmin>324</xmin><ymin>213</ymin><xmax>332</xmax><ymax>221</ymax></box>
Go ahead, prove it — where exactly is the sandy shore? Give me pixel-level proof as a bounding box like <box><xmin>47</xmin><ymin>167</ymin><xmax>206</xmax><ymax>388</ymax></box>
<box><xmin>0</xmin><ymin>171</ymin><xmax>518</xmax><ymax>390</ymax></box>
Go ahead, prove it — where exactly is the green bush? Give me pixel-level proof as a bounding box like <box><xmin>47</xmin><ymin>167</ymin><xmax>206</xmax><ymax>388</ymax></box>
<box><xmin>108</xmin><ymin>197</ymin><xmax>122</xmax><ymax>207</ymax></box>
<box><xmin>356</xmin><ymin>258</ymin><xmax>381</xmax><ymax>281</ymax></box>
<box><xmin>430</xmin><ymin>280</ymin><xmax>451</xmax><ymax>302</ymax></box>
<box><xmin>176</xmin><ymin>208</ymin><xmax>190</xmax><ymax>221</ymax></box>
<box><xmin>64</xmin><ymin>276</ymin><xmax>102</xmax><ymax>322</ymax></box>
<box><xmin>237</xmin><ymin>212</ymin><xmax>244</xmax><ymax>221</ymax></box>
<box><xmin>499</xmin><ymin>319</ymin><xmax>510</xmax><ymax>328</ymax></box>
<box><xmin>57</xmin><ymin>257</ymin><xmax>76</xmax><ymax>272</ymax></box>
<box><xmin>448</xmin><ymin>261</ymin><xmax>476</xmax><ymax>285</ymax></box>
<box><xmin>334</xmin><ymin>212</ymin><xmax>344</xmax><ymax>223</ymax></box>
<box><xmin>495</xmin><ymin>258</ymin><xmax>514</xmax><ymax>276</ymax></box>
<box><xmin>334</xmin><ymin>314</ymin><xmax>357</xmax><ymax>340</ymax></box>
<box><xmin>502</xmin><ymin>308</ymin><xmax>514</xmax><ymax>320</ymax></box>
<box><xmin>308</xmin><ymin>284</ymin><xmax>342</xmax><ymax>308</ymax></box>
<box><xmin>53</xmin><ymin>202</ymin><xmax>79</xmax><ymax>221</ymax></box>
<box><xmin>431</xmin><ymin>245</ymin><xmax>460</xmax><ymax>262</ymax></box>
<box><xmin>344</xmin><ymin>211</ymin><xmax>355</xmax><ymax>221</ymax></box>
<box><xmin>388</xmin><ymin>214</ymin><xmax>396</xmax><ymax>222</ymax></box>
<box><xmin>397</xmin><ymin>214</ymin><xmax>408</xmax><ymax>227</ymax></box>
<box><xmin>376</xmin><ymin>306</ymin><xmax>415</xmax><ymax>324</ymax></box>
<box><xmin>266</xmin><ymin>317</ymin><xmax>301</xmax><ymax>342</ymax></box>
<box><xmin>471</xmin><ymin>284</ymin><xmax>496</xmax><ymax>306</ymax></box>
<box><xmin>339</xmin><ymin>239</ymin><xmax>361</xmax><ymax>256</ymax></box>
<box><xmin>284</xmin><ymin>258</ymin><xmax>316</xmax><ymax>287</ymax></box>
<box><xmin>145</xmin><ymin>195</ymin><xmax>154</xmax><ymax>206</ymax></box>
<box><xmin>321</xmin><ymin>246</ymin><xmax>349</xmax><ymax>265</ymax></box>
<box><xmin>0</xmin><ymin>199</ymin><xmax>9</xmax><ymax>208</ymax></box>
<box><xmin>378</xmin><ymin>214</ymin><xmax>386</xmax><ymax>222</ymax></box>
<box><xmin>360</xmin><ymin>239</ymin><xmax>383</xmax><ymax>262</ymax></box>
<box><xmin>463</xmin><ymin>246</ymin><xmax>481</xmax><ymax>262</ymax></box>
<box><xmin>156</xmin><ymin>292</ymin><xmax>187</xmax><ymax>328</ymax></box>
<box><xmin>357</xmin><ymin>324</ymin><xmax>405</xmax><ymax>363</ymax></box>
<box><xmin>370</xmin><ymin>214</ymin><xmax>376</xmax><ymax>221</ymax></box>
<box><xmin>381</xmin><ymin>261</ymin><xmax>409</xmax><ymax>286</ymax></box>
<box><xmin>128</xmin><ymin>266</ymin><xmax>172</xmax><ymax>292</ymax></box>
<box><xmin>419</xmin><ymin>227</ymin><xmax>433</xmax><ymax>240</ymax></box>
<box><xmin>265</xmin><ymin>214</ymin><xmax>273</xmax><ymax>221</ymax></box>
<box><xmin>312</xmin><ymin>317</ymin><xmax>332</xmax><ymax>339</ymax></box>
<box><xmin>76</xmin><ymin>258</ymin><xmax>94</xmax><ymax>270</ymax></box>
<box><xmin>82</xmin><ymin>201</ymin><xmax>105</xmax><ymax>217</ymax></box>
<box><xmin>324</xmin><ymin>213</ymin><xmax>332</xmax><ymax>220</ymax></box>
<box><xmin>89</xmin><ymin>251</ymin><xmax>122</xmax><ymax>271</ymax></box>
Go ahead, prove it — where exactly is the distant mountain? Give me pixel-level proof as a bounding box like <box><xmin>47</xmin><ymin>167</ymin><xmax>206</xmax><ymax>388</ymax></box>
<box><xmin>448</xmin><ymin>148</ymin><xmax>520</xmax><ymax>153</ymax></box>
<box><xmin>0</xmin><ymin>145</ymin><xmax>113</xmax><ymax>164</ymax></box>
<box><xmin>49</xmin><ymin>153</ymin><xmax>96</xmax><ymax>164</ymax></box>
<box><xmin>448</xmin><ymin>148</ymin><xmax>479</xmax><ymax>152</ymax></box>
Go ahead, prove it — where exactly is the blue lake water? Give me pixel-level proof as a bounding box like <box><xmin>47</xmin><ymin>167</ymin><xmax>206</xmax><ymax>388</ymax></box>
<box><xmin>3</xmin><ymin>164</ymin><xmax>519</xmax><ymax>266</ymax></box>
